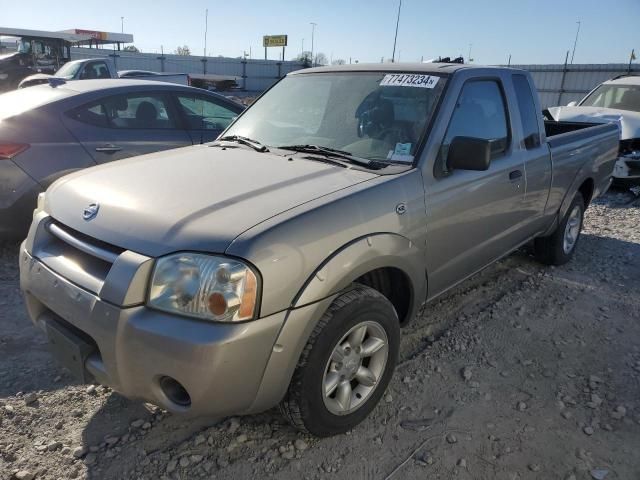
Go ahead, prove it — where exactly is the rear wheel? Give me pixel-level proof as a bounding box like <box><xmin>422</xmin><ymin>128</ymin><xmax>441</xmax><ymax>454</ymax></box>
<box><xmin>534</xmin><ymin>192</ymin><xmax>584</xmax><ymax>265</ymax></box>
<box><xmin>279</xmin><ymin>284</ymin><xmax>399</xmax><ymax>437</ymax></box>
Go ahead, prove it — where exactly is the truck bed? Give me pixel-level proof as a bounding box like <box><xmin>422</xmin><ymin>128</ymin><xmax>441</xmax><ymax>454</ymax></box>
<box><xmin>543</xmin><ymin>119</ymin><xmax>619</xmax><ymax>215</ymax></box>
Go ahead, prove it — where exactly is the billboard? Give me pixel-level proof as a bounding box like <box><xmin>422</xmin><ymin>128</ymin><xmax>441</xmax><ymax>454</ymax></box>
<box><xmin>263</xmin><ymin>35</ymin><xmax>287</xmax><ymax>48</ymax></box>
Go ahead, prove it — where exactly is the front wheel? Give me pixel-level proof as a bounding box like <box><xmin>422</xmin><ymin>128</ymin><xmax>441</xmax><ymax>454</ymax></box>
<box><xmin>534</xmin><ymin>192</ymin><xmax>585</xmax><ymax>265</ymax></box>
<box><xmin>279</xmin><ymin>284</ymin><xmax>399</xmax><ymax>437</ymax></box>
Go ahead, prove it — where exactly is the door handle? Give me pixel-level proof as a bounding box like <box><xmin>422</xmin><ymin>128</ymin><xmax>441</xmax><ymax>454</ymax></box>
<box><xmin>95</xmin><ymin>144</ymin><xmax>122</xmax><ymax>153</ymax></box>
<box><xmin>509</xmin><ymin>170</ymin><xmax>523</xmax><ymax>181</ymax></box>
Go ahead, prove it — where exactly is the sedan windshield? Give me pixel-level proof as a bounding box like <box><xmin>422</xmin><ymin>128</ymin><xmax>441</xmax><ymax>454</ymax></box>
<box><xmin>580</xmin><ymin>84</ymin><xmax>640</xmax><ymax>112</ymax></box>
<box><xmin>224</xmin><ymin>72</ymin><xmax>447</xmax><ymax>163</ymax></box>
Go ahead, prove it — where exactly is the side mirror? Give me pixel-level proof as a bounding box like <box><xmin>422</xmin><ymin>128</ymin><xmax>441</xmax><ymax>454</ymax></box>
<box><xmin>447</xmin><ymin>136</ymin><xmax>492</xmax><ymax>171</ymax></box>
<box><xmin>567</xmin><ymin>101</ymin><xmax>577</xmax><ymax>107</ymax></box>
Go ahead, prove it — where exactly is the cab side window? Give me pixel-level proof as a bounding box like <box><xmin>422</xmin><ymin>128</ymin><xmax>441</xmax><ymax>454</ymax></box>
<box><xmin>438</xmin><ymin>80</ymin><xmax>510</xmax><ymax>173</ymax></box>
<box><xmin>79</xmin><ymin>62</ymin><xmax>111</xmax><ymax>80</ymax></box>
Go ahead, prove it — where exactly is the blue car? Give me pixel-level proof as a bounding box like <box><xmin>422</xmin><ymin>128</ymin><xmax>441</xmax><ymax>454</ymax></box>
<box><xmin>0</xmin><ymin>79</ymin><xmax>244</xmax><ymax>237</ymax></box>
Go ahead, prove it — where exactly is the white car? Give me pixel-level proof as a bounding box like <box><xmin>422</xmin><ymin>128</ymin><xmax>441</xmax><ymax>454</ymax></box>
<box><xmin>546</xmin><ymin>75</ymin><xmax>640</xmax><ymax>183</ymax></box>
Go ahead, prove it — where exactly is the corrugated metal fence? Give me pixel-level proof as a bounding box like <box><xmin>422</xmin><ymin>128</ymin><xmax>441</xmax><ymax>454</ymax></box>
<box><xmin>67</xmin><ymin>49</ymin><xmax>639</xmax><ymax>105</ymax></box>
<box><xmin>70</xmin><ymin>47</ymin><xmax>305</xmax><ymax>92</ymax></box>
<box><xmin>510</xmin><ymin>63</ymin><xmax>640</xmax><ymax>108</ymax></box>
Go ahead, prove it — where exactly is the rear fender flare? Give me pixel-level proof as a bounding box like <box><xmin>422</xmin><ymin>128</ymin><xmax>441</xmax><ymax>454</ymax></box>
<box><xmin>545</xmin><ymin>168</ymin><xmax>593</xmax><ymax>237</ymax></box>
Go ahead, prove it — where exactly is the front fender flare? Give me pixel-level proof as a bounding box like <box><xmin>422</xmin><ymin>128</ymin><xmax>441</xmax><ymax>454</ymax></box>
<box><xmin>247</xmin><ymin>233</ymin><xmax>426</xmax><ymax>414</ymax></box>
<box><xmin>292</xmin><ymin>233</ymin><xmax>426</xmax><ymax>322</ymax></box>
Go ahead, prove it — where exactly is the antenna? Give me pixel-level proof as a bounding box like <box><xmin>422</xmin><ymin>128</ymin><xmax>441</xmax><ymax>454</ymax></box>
<box><xmin>391</xmin><ymin>0</ymin><xmax>402</xmax><ymax>62</ymax></box>
<box><xmin>570</xmin><ymin>21</ymin><xmax>580</xmax><ymax>64</ymax></box>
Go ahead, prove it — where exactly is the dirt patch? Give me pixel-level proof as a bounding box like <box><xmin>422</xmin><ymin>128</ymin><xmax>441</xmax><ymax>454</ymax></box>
<box><xmin>1</xmin><ymin>190</ymin><xmax>639</xmax><ymax>480</ymax></box>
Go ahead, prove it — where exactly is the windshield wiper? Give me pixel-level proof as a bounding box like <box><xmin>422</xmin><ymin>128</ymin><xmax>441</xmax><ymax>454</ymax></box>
<box><xmin>216</xmin><ymin>135</ymin><xmax>269</xmax><ymax>152</ymax></box>
<box><xmin>276</xmin><ymin>144</ymin><xmax>379</xmax><ymax>168</ymax></box>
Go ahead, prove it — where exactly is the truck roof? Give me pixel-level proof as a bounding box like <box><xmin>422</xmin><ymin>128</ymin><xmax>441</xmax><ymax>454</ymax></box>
<box><xmin>290</xmin><ymin>62</ymin><xmax>506</xmax><ymax>76</ymax></box>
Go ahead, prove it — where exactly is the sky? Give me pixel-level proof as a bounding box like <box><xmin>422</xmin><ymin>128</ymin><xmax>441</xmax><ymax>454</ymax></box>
<box><xmin>2</xmin><ymin>0</ymin><xmax>639</xmax><ymax>65</ymax></box>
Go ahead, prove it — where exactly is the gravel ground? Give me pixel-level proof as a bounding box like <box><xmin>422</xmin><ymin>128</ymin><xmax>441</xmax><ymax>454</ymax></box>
<box><xmin>1</xmin><ymin>189</ymin><xmax>639</xmax><ymax>480</ymax></box>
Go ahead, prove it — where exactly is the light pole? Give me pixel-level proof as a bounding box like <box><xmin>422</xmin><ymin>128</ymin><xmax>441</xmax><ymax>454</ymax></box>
<box><xmin>391</xmin><ymin>0</ymin><xmax>402</xmax><ymax>62</ymax></box>
<box><xmin>570</xmin><ymin>21</ymin><xmax>580</xmax><ymax>64</ymax></box>
<box><xmin>204</xmin><ymin>9</ymin><xmax>208</xmax><ymax>57</ymax></box>
<box><xmin>310</xmin><ymin>22</ymin><xmax>317</xmax><ymax>66</ymax></box>
<box><xmin>120</xmin><ymin>17</ymin><xmax>124</xmax><ymax>33</ymax></box>
<box><xmin>467</xmin><ymin>43</ymin><xmax>473</xmax><ymax>63</ymax></box>
<box><xmin>301</xmin><ymin>38</ymin><xmax>304</xmax><ymax>56</ymax></box>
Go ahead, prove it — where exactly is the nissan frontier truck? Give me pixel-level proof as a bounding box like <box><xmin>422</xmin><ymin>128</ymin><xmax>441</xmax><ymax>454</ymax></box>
<box><xmin>19</xmin><ymin>64</ymin><xmax>618</xmax><ymax>436</ymax></box>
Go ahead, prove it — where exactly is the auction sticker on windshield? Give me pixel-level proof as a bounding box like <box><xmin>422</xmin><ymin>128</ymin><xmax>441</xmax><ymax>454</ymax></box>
<box><xmin>380</xmin><ymin>74</ymin><xmax>439</xmax><ymax>89</ymax></box>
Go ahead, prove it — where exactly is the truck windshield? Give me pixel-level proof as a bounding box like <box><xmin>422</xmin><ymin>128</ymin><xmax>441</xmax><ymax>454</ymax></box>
<box><xmin>56</xmin><ymin>61</ymin><xmax>82</xmax><ymax>79</ymax></box>
<box><xmin>224</xmin><ymin>72</ymin><xmax>447</xmax><ymax>163</ymax></box>
<box><xmin>580</xmin><ymin>84</ymin><xmax>640</xmax><ymax>112</ymax></box>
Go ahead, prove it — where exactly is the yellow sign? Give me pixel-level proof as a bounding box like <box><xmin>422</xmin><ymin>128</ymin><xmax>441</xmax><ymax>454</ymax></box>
<box><xmin>263</xmin><ymin>35</ymin><xmax>288</xmax><ymax>48</ymax></box>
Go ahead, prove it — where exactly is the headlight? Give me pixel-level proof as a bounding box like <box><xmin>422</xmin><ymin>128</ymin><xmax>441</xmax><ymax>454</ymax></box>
<box><xmin>148</xmin><ymin>253</ymin><xmax>259</xmax><ymax>322</ymax></box>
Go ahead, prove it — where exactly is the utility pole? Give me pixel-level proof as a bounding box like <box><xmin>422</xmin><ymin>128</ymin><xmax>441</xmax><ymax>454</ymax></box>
<box><xmin>570</xmin><ymin>20</ymin><xmax>580</xmax><ymax>64</ymax></box>
<box><xmin>120</xmin><ymin>17</ymin><xmax>124</xmax><ymax>33</ymax></box>
<box><xmin>391</xmin><ymin>0</ymin><xmax>402</xmax><ymax>62</ymax></box>
<box><xmin>301</xmin><ymin>38</ymin><xmax>304</xmax><ymax>56</ymax></box>
<box><xmin>467</xmin><ymin>43</ymin><xmax>473</xmax><ymax>62</ymax></box>
<box><xmin>508</xmin><ymin>54</ymin><xmax>511</xmax><ymax>66</ymax></box>
<box><xmin>310</xmin><ymin>22</ymin><xmax>317</xmax><ymax>66</ymax></box>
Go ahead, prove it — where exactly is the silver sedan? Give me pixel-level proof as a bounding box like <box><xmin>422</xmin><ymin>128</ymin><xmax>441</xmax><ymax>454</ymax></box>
<box><xmin>0</xmin><ymin>79</ymin><xmax>244</xmax><ymax>237</ymax></box>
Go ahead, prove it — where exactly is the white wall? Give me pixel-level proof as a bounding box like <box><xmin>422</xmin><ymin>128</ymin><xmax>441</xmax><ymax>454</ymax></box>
<box><xmin>70</xmin><ymin>47</ymin><xmax>305</xmax><ymax>92</ymax></box>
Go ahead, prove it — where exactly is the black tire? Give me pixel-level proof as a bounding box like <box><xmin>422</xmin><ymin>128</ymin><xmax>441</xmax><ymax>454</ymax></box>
<box><xmin>279</xmin><ymin>284</ymin><xmax>400</xmax><ymax>437</ymax></box>
<box><xmin>534</xmin><ymin>192</ymin><xmax>585</xmax><ymax>265</ymax></box>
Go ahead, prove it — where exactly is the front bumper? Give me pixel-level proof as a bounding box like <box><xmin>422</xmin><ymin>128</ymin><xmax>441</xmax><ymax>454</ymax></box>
<box><xmin>19</xmin><ymin>245</ymin><xmax>289</xmax><ymax>416</ymax></box>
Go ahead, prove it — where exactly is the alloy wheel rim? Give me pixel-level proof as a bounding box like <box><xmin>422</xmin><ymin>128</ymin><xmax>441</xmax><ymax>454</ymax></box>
<box><xmin>563</xmin><ymin>205</ymin><xmax>582</xmax><ymax>254</ymax></box>
<box><xmin>322</xmin><ymin>321</ymin><xmax>389</xmax><ymax>416</ymax></box>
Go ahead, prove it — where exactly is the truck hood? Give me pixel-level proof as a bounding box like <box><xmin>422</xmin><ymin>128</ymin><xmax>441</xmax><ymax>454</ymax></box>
<box><xmin>547</xmin><ymin>105</ymin><xmax>640</xmax><ymax>140</ymax></box>
<box><xmin>46</xmin><ymin>145</ymin><xmax>378</xmax><ymax>257</ymax></box>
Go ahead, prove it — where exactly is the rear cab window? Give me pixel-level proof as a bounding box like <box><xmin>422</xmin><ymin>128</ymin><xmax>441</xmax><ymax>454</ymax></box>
<box><xmin>512</xmin><ymin>74</ymin><xmax>541</xmax><ymax>149</ymax></box>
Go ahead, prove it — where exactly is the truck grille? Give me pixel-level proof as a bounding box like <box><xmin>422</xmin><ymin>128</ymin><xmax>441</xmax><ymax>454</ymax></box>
<box><xmin>33</xmin><ymin>219</ymin><xmax>125</xmax><ymax>294</ymax></box>
<box><xmin>46</xmin><ymin>221</ymin><xmax>123</xmax><ymax>264</ymax></box>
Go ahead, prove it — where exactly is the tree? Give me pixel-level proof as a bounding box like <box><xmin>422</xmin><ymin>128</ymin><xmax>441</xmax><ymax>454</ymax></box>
<box><xmin>123</xmin><ymin>45</ymin><xmax>139</xmax><ymax>53</ymax></box>
<box><xmin>331</xmin><ymin>58</ymin><xmax>346</xmax><ymax>65</ymax></box>
<box><xmin>174</xmin><ymin>45</ymin><xmax>191</xmax><ymax>56</ymax></box>
<box><xmin>294</xmin><ymin>51</ymin><xmax>312</xmax><ymax>66</ymax></box>
<box><xmin>314</xmin><ymin>53</ymin><xmax>328</xmax><ymax>66</ymax></box>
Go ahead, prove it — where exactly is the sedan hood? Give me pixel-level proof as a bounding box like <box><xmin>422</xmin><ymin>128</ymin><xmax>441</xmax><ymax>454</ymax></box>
<box><xmin>547</xmin><ymin>105</ymin><xmax>640</xmax><ymax>139</ymax></box>
<box><xmin>46</xmin><ymin>145</ymin><xmax>377</xmax><ymax>257</ymax></box>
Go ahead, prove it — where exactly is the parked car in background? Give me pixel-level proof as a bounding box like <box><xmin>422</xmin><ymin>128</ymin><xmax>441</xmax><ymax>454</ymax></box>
<box><xmin>546</xmin><ymin>74</ymin><xmax>640</xmax><ymax>184</ymax></box>
<box><xmin>0</xmin><ymin>79</ymin><xmax>244</xmax><ymax>237</ymax></box>
<box><xmin>18</xmin><ymin>58</ymin><xmax>191</xmax><ymax>88</ymax></box>
<box><xmin>19</xmin><ymin>64</ymin><xmax>618</xmax><ymax>436</ymax></box>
